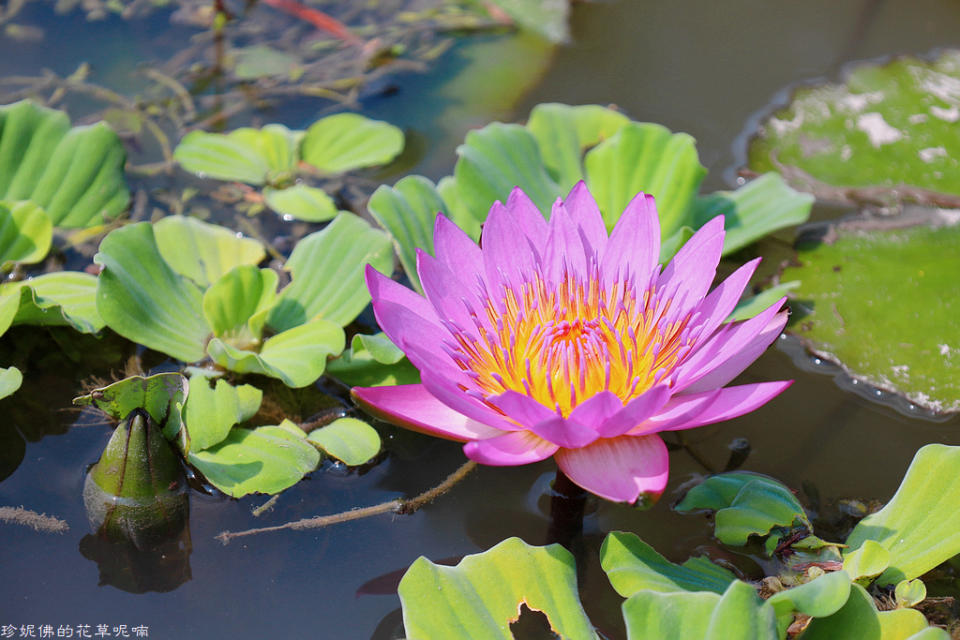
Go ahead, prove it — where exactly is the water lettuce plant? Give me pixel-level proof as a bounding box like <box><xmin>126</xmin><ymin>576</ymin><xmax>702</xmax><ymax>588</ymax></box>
<box><xmin>75</xmin><ymin>372</ymin><xmax>381</xmax><ymax>497</ymax></box>
<box><xmin>0</xmin><ymin>99</ymin><xmax>129</xmax><ymax>228</ymax></box>
<box><xmin>94</xmin><ymin>213</ymin><xmax>392</xmax><ymax>387</ymax></box>
<box><xmin>368</xmin><ymin>103</ymin><xmax>813</xmax><ymax>293</ymax></box>
<box><xmin>174</xmin><ymin>114</ymin><xmax>404</xmax><ymax>221</ymax></box>
<box><xmin>397</xmin><ymin>444</ymin><xmax>960</xmax><ymax>639</ymax></box>
<box><xmin>353</xmin><ymin>183</ymin><xmax>791</xmax><ymax>503</ymax></box>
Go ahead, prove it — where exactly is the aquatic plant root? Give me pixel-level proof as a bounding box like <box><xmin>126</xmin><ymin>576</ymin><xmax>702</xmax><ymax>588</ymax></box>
<box><xmin>215</xmin><ymin>460</ymin><xmax>478</xmax><ymax>544</ymax></box>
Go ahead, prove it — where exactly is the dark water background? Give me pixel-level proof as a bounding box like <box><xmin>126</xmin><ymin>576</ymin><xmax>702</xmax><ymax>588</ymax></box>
<box><xmin>2</xmin><ymin>1</ymin><xmax>960</xmax><ymax>638</ymax></box>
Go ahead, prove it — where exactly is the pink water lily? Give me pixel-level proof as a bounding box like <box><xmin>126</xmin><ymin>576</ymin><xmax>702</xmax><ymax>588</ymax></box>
<box><xmin>353</xmin><ymin>182</ymin><xmax>791</xmax><ymax>503</ymax></box>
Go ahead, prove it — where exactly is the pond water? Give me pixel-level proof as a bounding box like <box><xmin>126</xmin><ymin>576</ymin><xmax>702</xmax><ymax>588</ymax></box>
<box><xmin>2</xmin><ymin>1</ymin><xmax>960</xmax><ymax>638</ymax></box>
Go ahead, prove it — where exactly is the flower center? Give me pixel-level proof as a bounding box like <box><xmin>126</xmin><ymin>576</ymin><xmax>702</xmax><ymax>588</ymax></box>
<box><xmin>448</xmin><ymin>268</ymin><xmax>694</xmax><ymax>417</ymax></box>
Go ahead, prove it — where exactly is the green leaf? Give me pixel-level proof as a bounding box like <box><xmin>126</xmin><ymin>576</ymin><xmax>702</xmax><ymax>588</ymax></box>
<box><xmin>526</xmin><ymin>103</ymin><xmax>630</xmax><ymax>191</ymax></box>
<box><xmin>307</xmin><ymin>417</ymin><xmax>380</xmax><ymax>466</ymax></box>
<box><xmin>728</xmin><ymin>281</ymin><xmax>799</xmax><ymax>323</ymax></box>
<box><xmin>877</xmin><ymin>609</ymin><xmax>931</xmax><ymax>640</ymax></box>
<box><xmin>749</xmin><ymin>51</ymin><xmax>960</xmax><ymax>204</ymax></box>
<box><xmin>174</xmin><ymin>125</ymin><xmax>302</xmax><ymax>186</ymax></box>
<box><xmin>233</xmin><ymin>44</ymin><xmax>299</xmax><ymax>80</ymax></box>
<box><xmin>621</xmin><ymin>580</ymin><xmax>778</xmax><ymax>640</ymax></box>
<box><xmin>675</xmin><ymin>472</ymin><xmax>810</xmax><ymax>547</ymax></box>
<box><xmin>0</xmin><ymin>366</ymin><xmax>22</xmax><ymax>400</ymax></box>
<box><xmin>0</xmin><ymin>286</ymin><xmax>19</xmax><ymax>335</ymax></box>
<box><xmin>263</xmin><ymin>184</ymin><xmax>339</xmax><ymax>222</ymax></box>
<box><xmin>767</xmin><ymin>571</ymin><xmax>851</xmax><ymax>636</ymax></box>
<box><xmin>845</xmin><ymin>444</ymin><xmax>960</xmax><ymax>584</ymax></box>
<box><xmin>326</xmin><ymin>332</ymin><xmax>420</xmax><ymax>387</ymax></box>
<box><xmin>692</xmin><ymin>173</ymin><xmax>813</xmax><ymax>255</ymax></box>
<box><xmin>0</xmin><ymin>200</ymin><xmax>51</xmax><ymax>270</ymax></box>
<box><xmin>904</xmin><ymin>628</ymin><xmax>951</xmax><ymax>640</ymax></box>
<box><xmin>600</xmin><ymin>532</ymin><xmax>736</xmax><ymax>597</ymax></box>
<box><xmin>0</xmin><ymin>100</ymin><xmax>129</xmax><ymax>228</ymax></box>
<box><xmin>202</xmin><ymin>266</ymin><xmax>278</xmax><ymax>340</ymax></box>
<box><xmin>95</xmin><ymin>222</ymin><xmax>210</xmax><ymax>363</ymax></box>
<box><xmin>484</xmin><ymin>0</ymin><xmax>570</xmax><ymax>43</ymax></box>
<box><xmin>398</xmin><ymin>537</ymin><xmax>599</xmax><ymax>640</ymax></box>
<box><xmin>154</xmin><ymin>215</ymin><xmax>266</xmax><ymax>289</ymax></box>
<box><xmin>781</xmin><ymin>216</ymin><xmax>960</xmax><ymax>412</ymax></box>
<box><xmin>843</xmin><ymin>540</ymin><xmax>891</xmax><ymax>582</ymax></box>
<box><xmin>187</xmin><ymin>420</ymin><xmax>320</xmax><ymax>497</ymax></box>
<box><xmin>585</xmin><ymin>122</ymin><xmax>706</xmax><ymax>236</ymax></box>
<box><xmin>207</xmin><ymin>319</ymin><xmax>345</xmax><ymax>388</ymax></box>
<box><xmin>267</xmin><ymin>213</ymin><xmax>394</xmax><ymax>331</ymax></box>
<box><xmin>73</xmin><ymin>373</ymin><xmax>187</xmax><ymax>441</ymax></box>
<box><xmin>894</xmin><ymin>579</ymin><xmax>927</xmax><ymax>608</ymax></box>
<box><xmin>184</xmin><ymin>376</ymin><xmax>263</xmax><ymax>451</ymax></box>
<box><xmin>3</xmin><ymin>271</ymin><xmax>104</xmax><ymax>333</ymax></box>
<box><xmin>367</xmin><ymin>175</ymin><xmax>444</xmax><ymax>293</ymax></box>
<box><xmin>800</xmin><ymin>583</ymin><xmax>882</xmax><ymax>640</ymax></box>
<box><xmin>452</xmin><ymin>122</ymin><xmax>560</xmax><ymax>220</ymax></box>
<box><xmin>300</xmin><ymin>113</ymin><xmax>404</xmax><ymax>174</ymax></box>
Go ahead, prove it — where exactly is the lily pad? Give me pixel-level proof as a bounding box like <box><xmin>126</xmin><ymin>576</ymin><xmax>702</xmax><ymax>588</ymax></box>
<box><xmin>621</xmin><ymin>580</ymin><xmax>778</xmax><ymax>640</ymax></box>
<box><xmin>267</xmin><ymin>213</ymin><xmax>394</xmax><ymax>331</ymax></box>
<box><xmin>749</xmin><ymin>51</ymin><xmax>960</xmax><ymax>206</ymax></box>
<box><xmin>398</xmin><ymin>537</ymin><xmax>598</xmax><ymax>640</ymax></box>
<box><xmin>202</xmin><ymin>266</ymin><xmax>278</xmax><ymax>342</ymax></box>
<box><xmin>0</xmin><ymin>366</ymin><xmax>22</xmax><ymax>400</ymax></box>
<box><xmin>2</xmin><ymin>271</ymin><xmax>104</xmax><ymax>333</ymax></box>
<box><xmin>174</xmin><ymin>125</ymin><xmax>302</xmax><ymax>186</ymax></box>
<box><xmin>262</xmin><ymin>184</ymin><xmax>339</xmax><ymax>222</ymax></box>
<box><xmin>675</xmin><ymin>472</ymin><xmax>810</xmax><ymax>547</ymax></box>
<box><xmin>0</xmin><ymin>200</ymin><xmax>51</xmax><ymax>270</ymax></box>
<box><xmin>300</xmin><ymin>113</ymin><xmax>404</xmax><ymax>174</ymax></box>
<box><xmin>154</xmin><ymin>215</ymin><xmax>266</xmax><ymax>288</ymax></box>
<box><xmin>0</xmin><ymin>100</ymin><xmax>129</xmax><ymax>228</ymax></box>
<box><xmin>799</xmin><ymin>583</ymin><xmax>937</xmax><ymax>640</ymax></box>
<box><xmin>600</xmin><ymin>532</ymin><xmax>736</xmax><ymax>597</ymax></box>
<box><xmin>326</xmin><ymin>332</ymin><xmax>420</xmax><ymax>388</ymax></box>
<box><xmin>183</xmin><ymin>376</ymin><xmax>262</xmax><ymax>452</ymax></box>
<box><xmin>187</xmin><ymin>420</ymin><xmax>320</xmax><ymax>497</ymax></box>
<box><xmin>781</xmin><ymin>214</ymin><xmax>960</xmax><ymax>412</ymax></box>
<box><xmin>306</xmin><ymin>417</ymin><xmax>380</xmax><ymax>466</ymax></box>
<box><xmin>845</xmin><ymin>444</ymin><xmax>960</xmax><ymax>585</ymax></box>
<box><xmin>842</xmin><ymin>540</ymin><xmax>891</xmax><ymax>582</ymax></box>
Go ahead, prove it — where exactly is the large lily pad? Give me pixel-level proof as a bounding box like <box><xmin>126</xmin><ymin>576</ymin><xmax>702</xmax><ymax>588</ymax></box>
<box><xmin>183</xmin><ymin>375</ymin><xmax>262</xmax><ymax>452</ymax></box>
<box><xmin>0</xmin><ymin>100</ymin><xmax>129</xmax><ymax>228</ymax></box>
<box><xmin>187</xmin><ymin>420</ymin><xmax>320</xmax><ymax>497</ymax></box>
<box><xmin>154</xmin><ymin>215</ymin><xmax>266</xmax><ymax>289</ymax></box>
<box><xmin>845</xmin><ymin>444</ymin><xmax>960</xmax><ymax>585</ymax></box>
<box><xmin>749</xmin><ymin>51</ymin><xmax>960</xmax><ymax>206</ymax></box>
<box><xmin>173</xmin><ymin>125</ymin><xmax>302</xmax><ymax>186</ymax></box>
<box><xmin>300</xmin><ymin>113</ymin><xmax>404</xmax><ymax>174</ymax></box>
<box><xmin>399</xmin><ymin>537</ymin><xmax>598</xmax><ymax>640</ymax></box>
<box><xmin>781</xmin><ymin>213</ymin><xmax>960</xmax><ymax>412</ymax></box>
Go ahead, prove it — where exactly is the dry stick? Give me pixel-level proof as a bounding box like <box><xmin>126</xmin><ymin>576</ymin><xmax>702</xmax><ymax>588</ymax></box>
<box><xmin>216</xmin><ymin>460</ymin><xmax>478</xmax><ymax>545</ymax></box>
<box><xmin>0</xmin><ymin>506</ymin><xmax>69</xmax><ymax>534</ymax></box>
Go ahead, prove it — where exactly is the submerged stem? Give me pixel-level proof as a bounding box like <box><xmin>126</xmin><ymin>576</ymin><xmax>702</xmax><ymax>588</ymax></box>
<box><xmin>546</xmin><ymin>469</ymin><xmax>587</xmax><ymax>551</ymax></box>
<box><xmin>215</xmin><ymin>460</ymin><xmax>477</xmax><ymax>545</ymax></box>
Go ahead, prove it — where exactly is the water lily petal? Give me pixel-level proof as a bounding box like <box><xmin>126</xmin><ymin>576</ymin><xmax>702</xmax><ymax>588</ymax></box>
<box><xmin>482</xmin><ymin>200</ymin><xmax>543</xmax><ymax>297</ymax></box>
<box><xmin>542</xmin><ymin>197</ymin><xmax>590</xmax><ymax>284</ymax></box>
<box><xmin>434</xmin><ymin>214</ymin><xmax>487</xmax><ymax>298</ymax></box>
<box><xmin>489</xmin><ymin>390</ymin><xmax>555</xmax><ymax>427</ymax></box>
<box><xmin>688</xmin><ymin>258</ymin><xmax>761</xmax><ymax>345</ymax></box>
<box><xmin>563</xmin><ymin>181</ymin><xmax>607</xmax><ymax>258</ymax></box>
<box><xmin>596</xmin><ymin>384</ymin><xmax>672</xmax><ymax>437</ymax></box>
<box><xmin>352</xmin><ymin>384</ymin><xmax>505</xmax><ymax>442</ymax></box>
<box><xmin>506</xmin><ymin>187</ymin><xmax>549</xmax><ymax>253</ymax></box>
<box><xmin>601</xmin><ymin>192</ymin><xmax>659</xmax><ymax>289</ymax></box>
<box><xmin>677</xmin><ymin>305</ymin><xmax>787</xmax><ymax>393</ymax></box>
<box><xmin>464</xmin><ymin>430</ymin><xmax>558</xmax><ymax>466</ymax></box>
<box><xmin>418</xmin><ymin>368</ymin><xmax>522</xmax><ymax>433</ymax></box>
<box><xmin>556</xmin><ymin>434</ymin><xmax>670</xmax><ymax>503</ymax></box>
<box><xmin>655</xmin><ymin>215</ymin><xmax>725</xmax><ymax>323</ymax></box>
<box><xmin>417</xmin><ymin>249</ymin><xmax>486</xmax><ymax>338</ymax></box>
<box><xmin>629</xmin><ymin>389</ymin><xmax>722</xmax><ymax>434</ymax></box>
<box><xmin>366</xmin><ymin>264</ymin><xmax>439</xmax><ymax>323</ymax></box>
<box><xmin>369</xmin><ymin>298</ymin><xmax>452</xmax><ymax>374</ymax></box>
<box><xmin>665</xmin><ymin>381</ymin><xmax>793</xmax><ymax>430</ymax></box>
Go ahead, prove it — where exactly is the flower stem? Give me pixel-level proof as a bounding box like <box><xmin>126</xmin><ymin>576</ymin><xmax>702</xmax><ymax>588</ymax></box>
<box><xmin>215</xmin><ymin>460</ymin><xmax>477</xmax><ymax>545</ymax></box>
<box><xmin>546</xmin><ymin>468</ymin><xmax>587</xmax><ymax>551</ymax></box>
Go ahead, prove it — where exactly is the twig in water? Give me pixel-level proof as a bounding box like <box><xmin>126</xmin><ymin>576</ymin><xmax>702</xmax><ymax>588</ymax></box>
<box><xmin>216</xmin><ymin>460</ymin><xmax>477</xmax><ymax>544</ymax></box>
<box><xmin>0</xmin><ymin>506</ymin><xmax>69</xmax><ymax>534</ymax></box>
<box><xmin>252</xmin><ymin>495</ymin><xmax>280</xmax><ymax>517</ymax></box>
